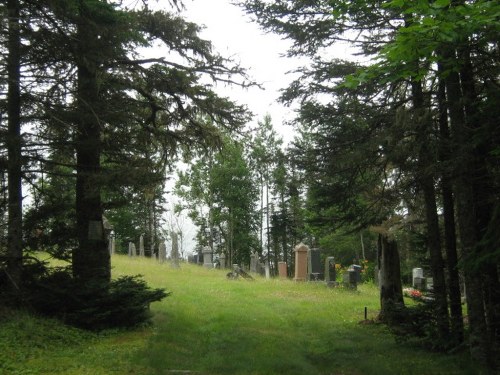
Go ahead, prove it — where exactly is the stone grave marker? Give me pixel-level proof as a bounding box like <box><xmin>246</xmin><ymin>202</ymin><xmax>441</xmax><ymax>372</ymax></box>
<box><xmin>158</xmin><ymin>241</ymin><xmax>166</xmax><ymax>264</ymax></box>
<box><xmin>294</xmin><ymin>243</ymin><xmax>309</xmax><ymax>281</ymax></box>
<box><xmin>307</xmin><ymin>248</ymin><xmax>323</xmax><ymax>281</ymax></box>
<box><xmin>139</xmin><ymin>234</ymin><xmax>145</xmax><ymax>257</ymax></box>
<box><xmin>128</xmin><ymin>242</ymin><xmax>136</xmax><ymax>257</ymax></box>
<box><xmin>343</xmin><ymin>268</ymin><xmax>357</xmax><ymax>289</ymax></box>
<box><xmin>278</xmin><ymin>261</ymin><xmax>287</xmax><ymax>278</ymax></box>
<box><xmin>250</xmin><ymin>252</ymin><xmax>258</xmax><ymax>273</ymax></box>
<box><xmin>351</xmin><ymin>264</ymin><xmax>362</xmax><ymax>283</ymax></box>
<box><xmin>108</xmin><ymin>233</ymin><xmax>115</xmax><ymax>256</ymax></box>
<box><xmin>171</xmin><ymin>232</ymin><xmax>180</xmax><ymax>268</ymax></box>
<box><xmin>324</xmin><ymin>256</ymin><xmax>336</xmax><ymax>287</ymax></box>
<box><xmin>202</xmin><ymin>246</ymin><xmax>213</xmax><ymax>268</ymax></box>
<box><xmin>412</xmin><ymin>267</ymin><xmax>426</xmax><ymax>290</ymax></box>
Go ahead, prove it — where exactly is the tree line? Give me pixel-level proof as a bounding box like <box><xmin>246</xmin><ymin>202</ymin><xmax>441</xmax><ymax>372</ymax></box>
<box><xmin>1</xmin><ymin>0</ymin><xmax>499</xmax><ymax>370</ymax></box>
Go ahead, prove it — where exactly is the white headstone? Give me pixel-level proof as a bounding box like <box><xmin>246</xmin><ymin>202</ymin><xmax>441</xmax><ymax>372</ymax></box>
<box><xmin>128</xmin><ymin>242</ymin><xmax>136</xmax><ymax>257</ymax></box>
<box><xmin>139</xmin><ymin>234</ymin><xmax>145</xmax><ymax>257</ymax></box>
<box><xmin>202</xmin><ymin>246</ymin><xmax>213</xmax><ymax>268</ymax></box>
<box><xmin>159</xmin><ymin>241</ymin><xmax>166</xmax><ymax>264</ymax></box>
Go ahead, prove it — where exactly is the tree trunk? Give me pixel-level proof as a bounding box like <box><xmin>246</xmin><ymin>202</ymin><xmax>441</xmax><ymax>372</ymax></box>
<box><xmin>443</xmin><ymin>50</ymin><xmax>492</xmax><ymax>366</ymax></box>
<box><xmin>72</xmin><ymin>1</ymin><xmax>110</xmax><ymax>283</ymax></box>
<box><xmin>437</xmin><ymin>70</ymin><xmax>464</xmax><ymax>344</ymax></box>
<box><xmin>6</xmin><ymin>0</ymin><xmax>23</xmax><ymax>291</ymax></box>
<box><xmin>411</xmin><ymin>78</ymin><xmax>450</xmax><ymax>339</ymax></box>
<box><xmin>378</xmin><ymin>234</ymin><xmax>404</xmax><ymax>321</ymax></box>
<box><xmin>460</xmin><ymin>45</ymin><xmax>500</xmax><ymax>350</ymax></box>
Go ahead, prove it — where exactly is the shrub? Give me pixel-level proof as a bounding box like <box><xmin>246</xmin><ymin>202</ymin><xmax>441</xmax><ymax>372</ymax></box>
<box><xmin>24</xmin><ymin>266</ymin><xmax>169</xmax><ymax>330</ymax></box>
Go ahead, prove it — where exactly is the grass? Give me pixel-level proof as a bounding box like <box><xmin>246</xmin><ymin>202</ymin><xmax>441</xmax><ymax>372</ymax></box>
<box><xmin>0</xmin><ymin>254</ymin><xmax>484</xmax><ymax>374</ymax></box>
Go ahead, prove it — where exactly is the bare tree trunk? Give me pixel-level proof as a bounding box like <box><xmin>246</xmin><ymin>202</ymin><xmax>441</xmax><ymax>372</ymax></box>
<box><xmin>377</xmin><ymin>234</ymin><xmax>404</xmax><ymax>321</ymax></box>
<box><xmin>443</xmin><ymin>50</ymin><xmax>491</xmax><ymax>366</ymax></box>
<box><xmin>6</xmin><ymin>0</ymin><xmax>23</xmax><ymax>291</ymax></box>
<box><xmin>437</xmin><ymin>69</ymin><xmax>464</xmax><ymax>344</ymax></box>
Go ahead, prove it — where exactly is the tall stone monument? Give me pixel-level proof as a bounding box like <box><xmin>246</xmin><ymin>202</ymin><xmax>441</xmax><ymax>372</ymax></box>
<box><xmin>171</xmin><ymin>232</ymin><xmax>180</xmax><ymax>268</ymax></box>
<box><xmin>294</xmin><ymin>243</ymin><xmax>309</xmax><ymax>281</ymax></box>
<box><xmin>128</xmin><ymin>242</ymin><xmax>136</xmax><ymax>257</ymax></box>
<box><xmin>139</xmin><ymin>234</ymin><xmax>145</xmax><ymax>257</ymax></box>
<box><xmin>158</xmin><ymin>241</ymin><xmax>166</xmax><ymax>264</ymax></box>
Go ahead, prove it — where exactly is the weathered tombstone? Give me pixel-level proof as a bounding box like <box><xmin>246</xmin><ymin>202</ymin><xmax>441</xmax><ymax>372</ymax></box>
<box><xmin>202</xmin><ymin>246</ymin><xmax>213</xmax><ymax>268</ymax></box>
<box><xmin>171</xmin><ymin>232</ymin><xmax>180</xmax><ymax>268</ymax></box>
<box><xmin>343</xmin><ymin>268</ymin><xmax>357</xmax><ymax>289</ymax></box>
<box><xmin>150</xmin><ymin>243</ymin><xmax>156</xmax><ymax>260</ymax></box>
<box><xmin>108</xmin><ymin>233</ymin><xmax>115</xmax><ymax>256</ymax></box>
<box><xmin>256</xmin><ymin>261</ymin><xmax>265</xmax><ymax>276</ymax></box>
<box><xmin>324</xmin><ymin>256</ymin><xmax>336</xmax><ymax>287</ymax></box>
<box><xmin>426</xmin><ymin>277</ymin><xmax>434</xmax><ymax>291</ymax></box>
<box><xmin>265</xmin><ymin>260</ymin><xmax>270</xmax><ymax>279</ymax></box>
<box><xmin>250</xmin><ymin>252</ymin><xmax>258</xmax><ymax>273</ymax></box>
<box><xmin>139</xmin><ymin>234</ymin><xmax>145</xmax><ymax>257</ymax></box>
<box><xmin>158</xmin><ymin>241</ymin><xmax>167</xmax><ymax>264</ymax></box>
<box><xmin>351</xmin><ymin>264</ymin><xmax>362</xmax><ymax>283</ymax></box>
<box><xmin>307</xmin><ymin>248</ymin><xmax>323</xmax><ymax>281</ymax></box>
<box><xmin>278</xmin><ymin>261</ymin><xmax>287</xmax><ymax>278</ymax></box>
<box><xmin>150</xmin><ymin>242</ymin><xmax>156</xmax><ymax>259</ymax></box>
<box><xmin>294</xmin><ymin>243</ymin><xmax>309</xmax><ymax>281</ymax></box>
<box><xmin>412</xmin><ymin>268</ymin><xmax>424</xmax><ymax>289</ymax></box>
<box><xmin>219</xmin><ymin>253</ymin><xmax>226</xmax><ymax>269</ymax></box>
<box><xmin>128</xmin><ymin>242</ymin><xmax>136</xmax><ymax>257</ymax></box>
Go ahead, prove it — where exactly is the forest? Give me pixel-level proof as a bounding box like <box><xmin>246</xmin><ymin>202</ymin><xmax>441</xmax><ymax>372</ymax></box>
<box><xmin>1</xmin><ymin>0</ymin><xmax>499</xmax><ymax>372</ymax></box>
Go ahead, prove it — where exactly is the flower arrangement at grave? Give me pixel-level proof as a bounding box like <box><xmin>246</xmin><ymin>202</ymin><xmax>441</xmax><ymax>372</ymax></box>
<box><xmin>403</xmin><ymin>287</ymin><xmax>423</xmax><ymax>300</ymax></box>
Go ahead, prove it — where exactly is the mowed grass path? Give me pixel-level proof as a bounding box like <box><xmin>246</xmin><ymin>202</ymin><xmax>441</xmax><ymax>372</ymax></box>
<box><xmin>0</xmin><ymin>255</ymin><xmax>481</xmax><ymax>374</ymax></box>
<box><xmin>111</xmin><ymin>255</ymin><xmax>477</xmax><ymax>375</ymax></box>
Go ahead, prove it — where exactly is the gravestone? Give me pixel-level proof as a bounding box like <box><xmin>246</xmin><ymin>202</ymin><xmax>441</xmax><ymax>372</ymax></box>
<box><xmin>250</xmin><ymin>252</ymin><xmax>258</xmax><ymax>273</ymax></box>
<box><xmin>307</xmin><ymin>248</ymin><xmax>323</xmax><ymax>281</ymax></box>
<box><xmin>351</xmin><ymin>264</ymin><xmax>362</xmax><ymax>283</ymax></box>
<box><xmin>256</xmin><ymin>261</ymin><xmax>265</xmax><ymax>276</ymax></box>
<box><xmin>294</xmin><ymin>243</ymin><xmax>309</xmax><ymax>281</ymax></box>
<box><xmin>426</xmin><ymin>277</ymin><xmax>434</xmax><ymax>291</ymax></box>
<box><xmin>412</xmin><ymin>268</ymin><xmax>425</xmax><ymax>289</ymax></box>
<box><xmin>343</xmin><ymin>269</ymin><xmax>357</xmax><ymax>289</ymax></box>
<box><xmin>219</xmin><ymin>253</ymin><xmax>226</xmax><ymax>269</ymax></box>
<box><xmin>139</xmin><ymin>234</ymin><xmax>145</xmax><ymax>257</ymax></box>
<box><xmin>202</xmin><ymin>246</ymin><xmax>213</xmax><ymax>268</ymax></box>
<box><xmin>158</xmin><ymin>241</ymin><xmax>166</xmax><ymax>264</ymax></box>
<box><xmin>128</xmin><ymin>242</ymin><xmax>136</xmax><ymax>257</ymax></box>
<box><xmin>108</xmin><ymin>233</ymin><xmax>115</xmax><ymax>256</ymax></box>
<box><xmin>150</xmin><ymin>242</ymin><xmax>156</xmax><ymax>260</ymax></box>
<box><xmin>324</xmin><ymin>257</ymin><xmax>336</xmax><ymax>287</ymax></box>
<box><xmin>171</xmin><ymin>232</ymin><xmax>180</xmax><ymax>268</ymax></box>
<box><xmin>278</xmin><ymin>261</ymin><xmax>287</xmax><ymax>278</ymax></box>
<box><xmin>265</xmin><ymin>260</ymin><xmax>270</xmax><ymax>279</ymax></box>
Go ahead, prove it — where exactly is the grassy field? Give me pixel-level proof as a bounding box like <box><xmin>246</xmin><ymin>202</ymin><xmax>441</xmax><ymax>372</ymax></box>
<box><xmin>0</xmin><ymin>255</ymin><xmax>483</xmax><ymax>374</ymax></box>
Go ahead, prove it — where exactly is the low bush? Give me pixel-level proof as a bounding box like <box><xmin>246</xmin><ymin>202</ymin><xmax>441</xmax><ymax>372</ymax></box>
<box><xmin>28</xmin><ymin>269</ymin><xmax>169</xmax><ymax>330</ymax></box>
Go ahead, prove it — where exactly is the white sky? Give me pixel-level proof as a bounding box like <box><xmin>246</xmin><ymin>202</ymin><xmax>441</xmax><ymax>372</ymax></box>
<box><xmin>181</xmin><ymin>0</ymin><xmax>302</xmax><ymax>144</ymax></box>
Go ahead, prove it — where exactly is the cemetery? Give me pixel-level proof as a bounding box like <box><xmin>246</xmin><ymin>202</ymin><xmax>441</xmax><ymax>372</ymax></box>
<box><xmin>2</xmin><ymin>0</ymin><xmax>498</xmax><ymax>373</ymax></box>
<box><xmin>1</xmin><ymin>249</ymin><xmax>480</xmax><ymax>375</ymax></box>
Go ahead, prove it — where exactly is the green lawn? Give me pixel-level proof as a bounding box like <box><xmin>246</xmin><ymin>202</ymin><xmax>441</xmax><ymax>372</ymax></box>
<box><xmin>0</xmin><ymin>255</ymin><xmax>483</xmax><ymax>374</ymax></box>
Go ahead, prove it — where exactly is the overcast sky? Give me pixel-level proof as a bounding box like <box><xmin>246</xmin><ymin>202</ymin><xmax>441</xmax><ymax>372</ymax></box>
<box><xmin>181</xmin><ymin>0</ymin><xmax>301</xmax><ymax>144</ymax></box>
